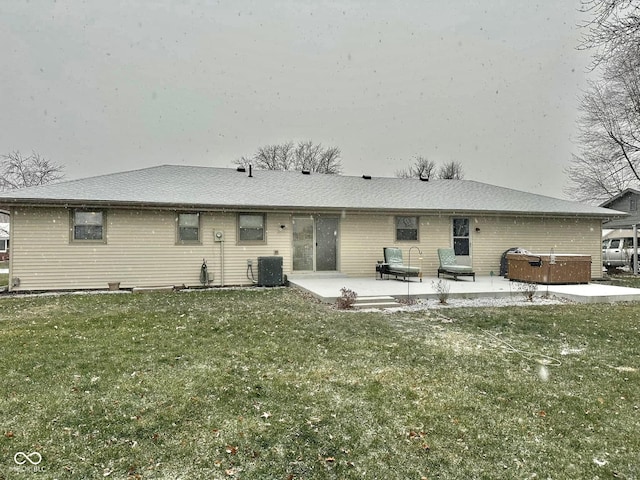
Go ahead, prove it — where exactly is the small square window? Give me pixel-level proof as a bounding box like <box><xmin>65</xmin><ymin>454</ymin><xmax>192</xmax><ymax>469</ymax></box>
<box><xmin>72</xmin><ymin>210</ymin><xmax>105</xmax><ymax>241</ymax></box>
<box><xmin>396</xmin><ymin>216</ymin><xmax>418</xmax><ymax>241</ymax></box>
<box><xmin>178</xmin><ymin>213</ymin><xmax>200</xmax><ymax>243</ymax></box>
<box><xmin>239</xmin><ymin>213</ymin><xmax>265</xmax><ymax>242</ymax></box>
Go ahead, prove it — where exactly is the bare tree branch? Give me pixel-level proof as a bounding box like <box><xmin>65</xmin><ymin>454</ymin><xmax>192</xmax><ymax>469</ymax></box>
<box><xmin>437</xmin><ymin>161</ymin><xmax>465</xmax><ymax>180</ymax></box>
<box><xmin>0</xmin><ymin>150</ymin><xmax>65</xmax><ymax>191</ymax></box>
<box><xmin>234</xmin><ymin>140</ymin><xmax>342</xmax><ymax>174</ymax></box>
<box><xmin>579</xmin><ymin>0</ymin><xmax>640</xmax><ymax>66</ymax></box>
<box><xmin>395</xmin><ymin>156</ymin><xmax>437</xmax><ymax>179</ymax></box>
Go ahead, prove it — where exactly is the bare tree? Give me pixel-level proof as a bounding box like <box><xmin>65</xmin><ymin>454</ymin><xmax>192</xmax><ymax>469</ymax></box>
<box><xmin>566</xmin><ymin>43</ymin><xmax>640</xmax><ymax>202</ymax></box>
<box><xmin>395</xmin><ymin>156</ymin><xmax>437</xmax><ymax>179</ymax></box>
<box><xmin>235</xmin><ymin>140</ymin><xmax>342</xmax><ymax>174</ymax></box>
<box><xmin>579</xmin><ymin>0</ymin><xmax>640</xmax><ymax>66</ymax></box>
<box><xmin>0</xmin><ymin>151</ymin><xmax>65</xmax><ymax>191</ymax></box>
<box><xmin>437</xmin><ymin>161</ymin><xmax>465</xmax><ymax>180</ymax></box>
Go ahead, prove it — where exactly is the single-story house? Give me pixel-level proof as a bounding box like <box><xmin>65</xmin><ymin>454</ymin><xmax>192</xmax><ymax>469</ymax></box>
<box><xmin>0</xmin><ymin>165</ymin><xmax>625</xmax><ymax>291</ymax></box>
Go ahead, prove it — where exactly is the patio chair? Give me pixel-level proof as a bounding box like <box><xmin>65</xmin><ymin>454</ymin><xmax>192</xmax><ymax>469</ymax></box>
<box><xmin>381</xmin><ymin>247</ymin><xmax>422</xmax><ymax>282</ymax></box>
<box><xmin>437</xmin><ymin>248</ymin><xmax>475</xmax><ymax>281</ymax></box>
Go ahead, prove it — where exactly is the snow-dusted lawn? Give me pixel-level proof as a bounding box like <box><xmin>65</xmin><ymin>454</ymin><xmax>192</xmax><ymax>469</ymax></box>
<box><xmin>1</xmin><ymin>288</ymin><xmax>637</xmax><ymax>478</ymax></box>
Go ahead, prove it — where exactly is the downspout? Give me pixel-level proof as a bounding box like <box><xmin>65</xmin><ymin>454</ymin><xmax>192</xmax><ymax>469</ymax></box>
<box><xmin>220</xmin><ymin>236</ymin><xmax>224</xmax><ymax>286</ymax></box>
<box><xmin>214</xmin><ymin>231</ymin><xmax>225</xmax><ymax>286</ymax></box>
<box><xmin>7</xmin><ymin>209</ymin><xmax>13</xmax><ymax>292</ymax></box>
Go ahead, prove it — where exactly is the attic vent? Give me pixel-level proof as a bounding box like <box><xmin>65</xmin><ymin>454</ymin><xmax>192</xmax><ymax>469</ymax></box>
<box><xmin>362</xmin><ymin>175</ymin><xmax>372</xmax><ymax>180</ymax></box>
<box><xmin>236</xmin><ymin>166</ymin><xmax>246</xmax><ymax>172</ymax></box>
<box><xmin>301</xmin><ymin>170</ymin><xmax>311</xmax><ymax>175</ymax></box>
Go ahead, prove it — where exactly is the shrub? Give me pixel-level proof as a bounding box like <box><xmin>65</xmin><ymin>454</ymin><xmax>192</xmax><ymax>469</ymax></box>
<box><xmin>516</xmin><ymin>281</ymin><xmax>538</xmax><ymax>302</ymax></box>
<box><xmin>431</xmin><ymin>279</ymin><xmax>451</xmax><ymax>304</ymax></box>
<box><xmin>336</xmin><ymin>287</ymin><xmax>358</xmax><ymax>309</ymax></box>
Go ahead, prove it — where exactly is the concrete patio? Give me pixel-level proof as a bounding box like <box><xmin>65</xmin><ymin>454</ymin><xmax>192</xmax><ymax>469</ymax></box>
<box><xmin>288</xmin><ymin>273</ymin><xmax>640</xmax><ymax>305</ymax></box>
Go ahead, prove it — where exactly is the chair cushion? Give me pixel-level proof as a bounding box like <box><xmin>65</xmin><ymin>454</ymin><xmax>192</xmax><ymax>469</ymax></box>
<box><xmin>440</xmin><ymin>264</ymin><xmax>474</xmax><ymax>273</ymax></box>
<box><xmin>384</xmin><ymin>247</ymin><xmax>404</xmax><ymax>265</ymax></box>
<box><xmin>437</xmin><ymin>248</ymin><xmax>457</xmax><ymax>266</ymax></box>
<box><xmin>387</xmin><ymin>265</ymin><xmax>421</xmax><ymax>274</ymax></box>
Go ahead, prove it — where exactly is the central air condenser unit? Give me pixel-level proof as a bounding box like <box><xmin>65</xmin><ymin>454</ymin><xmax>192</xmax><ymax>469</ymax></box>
<box><xmin>257</xmin><ymin>256</ymin><xmax>283</xmax><ymax>287</ymax></box>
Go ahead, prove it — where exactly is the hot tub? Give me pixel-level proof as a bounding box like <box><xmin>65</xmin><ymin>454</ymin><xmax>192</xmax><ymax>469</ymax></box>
<box><xmin>506</xmin><ymin>253</ymin><xmax>591</xmax><ymax>285</ymax></box>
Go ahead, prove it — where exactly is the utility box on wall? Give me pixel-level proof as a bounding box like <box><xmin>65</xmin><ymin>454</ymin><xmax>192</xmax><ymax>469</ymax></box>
<box><xmin>257</xmin><ymin>256</ymin><xmax>284</xmax><ymax>287</ymax></box>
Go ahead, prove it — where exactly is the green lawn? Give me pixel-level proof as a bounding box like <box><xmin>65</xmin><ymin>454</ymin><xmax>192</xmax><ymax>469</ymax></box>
<box><xmin>607</xmin><ymin>271</ymin><xmax>640</xmax><ymax>288</ymax></box>
<box><xmin>0</xmin><ymin>288</ymin><xmax>638</xmax><ymax>479</ymax></box>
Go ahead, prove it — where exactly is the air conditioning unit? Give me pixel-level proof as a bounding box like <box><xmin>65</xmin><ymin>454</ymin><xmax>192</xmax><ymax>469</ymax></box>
<box><xmin>257</xmin><ymin>256</ymin><xmax>283</xmax><ymax>287</ymax></box>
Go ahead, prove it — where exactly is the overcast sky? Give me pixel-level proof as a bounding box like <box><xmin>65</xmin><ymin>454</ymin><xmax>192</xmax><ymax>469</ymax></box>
<box><xmin>1</xmin><ymin>1</ymin><xmax>595</xmax><ymax>199</ymax></box>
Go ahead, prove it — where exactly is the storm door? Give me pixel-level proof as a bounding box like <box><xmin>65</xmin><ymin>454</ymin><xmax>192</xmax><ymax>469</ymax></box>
<box><xmin>292</xmin><ymin>216</ymin><xmax>339</xmax><ymax>272</ymax></box>
<box><xmin>452</xmin><ymin>217</ymin><xmax>471</xmax><ymax>265</ymax></box>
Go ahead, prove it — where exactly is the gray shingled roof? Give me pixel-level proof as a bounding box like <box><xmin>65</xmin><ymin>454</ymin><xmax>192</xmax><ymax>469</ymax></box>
<box><xmin>0</xmin><ymin>165</ymin><xmax>625</xmax><ymax>217</ymax></box>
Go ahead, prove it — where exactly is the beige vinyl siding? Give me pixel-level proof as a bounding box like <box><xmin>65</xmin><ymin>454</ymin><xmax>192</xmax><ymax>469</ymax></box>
<box><xmin>339</xmin><ymin>213</ymin><xmax>450</xmax><ymax>277</ymax></box>
<box><xmin>470</xmin><ymin>215</ymin><xmax>603</xmax><ymax>279</ymax></box>
<box><xmin>9</xmin><ymin>207</ymin><xmax>292</xmax><ymax>291</ymax></box>
<box><xmin>9</xmin><ymin>206</ymin><xmax>604</xmax><ymax>291</ymax></box>
<box><xmin>340</xmin><ymin>213</ymin><xmax>602</xmax><ymax>279</ymax></box>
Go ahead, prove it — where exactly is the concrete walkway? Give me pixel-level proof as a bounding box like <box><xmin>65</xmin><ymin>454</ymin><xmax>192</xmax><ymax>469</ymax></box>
<box><xmin>288</xmin><ymin>274</ymin><xmax>640</xmax><ymax>304</ymax></box>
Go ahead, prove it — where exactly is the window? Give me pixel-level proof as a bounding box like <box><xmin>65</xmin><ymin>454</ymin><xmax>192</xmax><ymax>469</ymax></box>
<box><xmin>452</xmin><ymin>218</ymin><xmax>470</xmax><ymax>256</ymax></box>
<box><xmin>72</xmin><ymin>210</ymin><xmax>105</xmax><ymax>241</ymax></box>
<box><xmin>177</xmin><ymin>213</ymin><xmax>200</xmax><ymax>242</ymax></box>
<box><xmin>0</xmin><ymin>239</ymin><xmax>6</xmax><ymax>252</ymax></box>
<box><xmin>239</xmin><ymin>213</ymin><xmax>265</xmax><ymax>242</ymax></box>
<box><xmin>396</xmin><ymin>216</ymin><xmax>418</xmax><ymax>241</ymax></box>
<box><xmin>631</xmin><ymin>198</ymin><xmax>638</xmax><ymax>212</ymax></box>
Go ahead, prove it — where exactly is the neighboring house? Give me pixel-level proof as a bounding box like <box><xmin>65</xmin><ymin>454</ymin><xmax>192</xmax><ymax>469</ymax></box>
<box><xmin>0</xmin><ymin>165</ymin><xmax>625</xmax><ymax>291</ymax></box>
<box><xmin>600</xmin><ymin>188</ymin><xmax>640</xmax><ymax>229</ymax></box>
<box><xmin>0</xmin><ymin>222</ymin><xmax>8</xmax><ymax>262</ymax></box>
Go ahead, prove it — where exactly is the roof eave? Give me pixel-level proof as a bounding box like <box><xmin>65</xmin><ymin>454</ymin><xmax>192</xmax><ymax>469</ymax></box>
<box><xmin>0</xmin><ymin>197</ymin><xmax>622</xmax><ymax>219</ymax></box>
